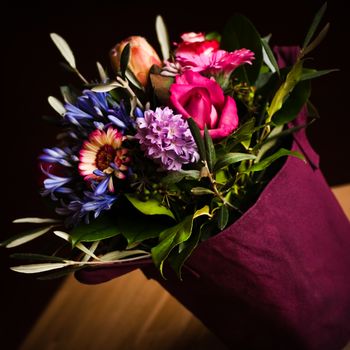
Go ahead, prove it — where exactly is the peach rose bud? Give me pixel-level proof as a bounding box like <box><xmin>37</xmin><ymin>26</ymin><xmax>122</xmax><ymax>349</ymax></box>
<box><xmin>110</xmin><ymin>36</ymin><xmax>162</xmax><ymax>87</ymax></box>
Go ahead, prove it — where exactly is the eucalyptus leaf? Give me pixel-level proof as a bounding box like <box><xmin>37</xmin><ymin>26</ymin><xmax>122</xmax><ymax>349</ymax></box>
<box><xmin>273</xmin><ymin>80</ymin><xmax>311</xmax><ymax>125</ymax></box>
<box><xmin>1</xmin><ymin>225</ymin><xmax>54</xmax><ymax>248</ymax></box>
<box><xmin>100</xmin><ymin>249</ymin><xmax>149</xmax><ymax>262</ymax></box>
<box><xmin>125</xmin><ymin>69</ymin><xmax>144</xmax><ymax>90</ymax></box>
<box><xmin>91</xmin><ymin>82</ymin><xmax>122</xmax><ymax>93</ymax></box>
<box><xmin>188</xmin><ymin>118</ymin><xmax>206</xmax><ymax>161</ymax></box>
<box><xmin>96</xmin><ymin>61</ymin><xmax>107</xmax><ymax>82</ymax></box>
<box><xmin>156</xmin><ymin>15</ymin><xmax>170</xmax><ymax>61</ymax></box>
<box><xmin>50</xmin><ymin>33</ymin><xmax>76</xmax><ymax>68</ymax></box>
<box><xmin>246</xmin><ymin>148</ymin><xmax>305</xmax><ymax>173</ymax></box>
<box><xmin>214</xmin><ymin>153</ymin><xmax>256</xmax><ymax>171</ymax></box>
<box><xmin>303</xmin><ymin>2</ymin><xmax>328</xmax><ymax>49</ymax></box>
<box><xmin>10</xmin><ymin>262</ymin><xmax>70</xmax><ymax>274</ymax></box>
<box><xmin>120</xmin><ymin>43</ymin><xmax>130</xmax><ymax>79</ymax></box>
<box><xmin>10</xmin><ymin>253</ymin><xmax>66</xmax><ymax>262</ymax></box>
<box><xmin>125</xmin><ymin>194</ymin><xmax>175</xmax><ymax>219</ymax></box>
<box><xmin>12</xmin><ymin>217</ymin><xmax>60</xmax><ymax>224</ymax></box>
<box><xmin>48</xmin><ymin>96</ymin><xmax>65</xmax><ymax>116</ymax></box>
<box><xmin>222</xmin><ymin>14</ymin><xmax>263</xmax><ymax>84</ymax></box>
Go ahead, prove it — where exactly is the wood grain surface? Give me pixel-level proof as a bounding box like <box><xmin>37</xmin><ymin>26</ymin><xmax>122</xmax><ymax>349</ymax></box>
<box><xmin>20</xmin><ymin>185</ymin><xmax>350</xmax><ymax>350</ymax></box>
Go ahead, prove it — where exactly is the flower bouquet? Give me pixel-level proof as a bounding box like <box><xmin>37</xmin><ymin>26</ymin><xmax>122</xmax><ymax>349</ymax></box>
<box><xmin>2</xmin><ymin>3</ymin><xmax>350</xmax><ymax>349</ymax></box>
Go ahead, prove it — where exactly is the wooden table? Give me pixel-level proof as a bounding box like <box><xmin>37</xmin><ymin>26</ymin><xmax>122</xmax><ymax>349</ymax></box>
<box><xmin>20</xmin><ymin>185</ymin><xmax>350</xmax><ymax>350</ymax></box>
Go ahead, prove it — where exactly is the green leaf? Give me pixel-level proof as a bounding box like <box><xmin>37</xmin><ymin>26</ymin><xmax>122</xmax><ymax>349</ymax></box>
<box><xmin>70</xmin><ymin>216</ymin><xmax>119</xmax><ymax>246</ymax></box>
<box><xmin>125</xmin><ymin>194</ymin><xmax>175</xmax><ymax>220</ymax></box>
<box><xmin>96</xmin><ymin>61</ymin><xmax>107</xmax><ymax>82</ymax></box>
<box><xmin>222</xmin><ymin>14</ymin><xmax>263</xmax><ymax>84</ymax></box>
<box><xmin>300</xmin><ymin>68</ymin><xmax>338</xmax><ymax>81</ymax></box>
<box><xmin>273</xmin><ymin>80</ymin><xmax>311</xmax><ymax>125</ymax></box>
<box><xmin>217</xmin><ymin>205</ymin><xmax>229</xmax><ymax>230</ymax></box>
<box><xmin>204</xmin><ymin>126</ymin><xmax>216</xmax><ymax>171</ymax></box>
<box><xmin>261</xmin><ymin>37</ymin><xmax>280</xmax><ymax>76</ymax></box>
<box><xmin>267</xmin><ymin>60</ymin><xmax>304</xmax><ymax>121</ymax></box>
<box><xmin>302</xmin><ymin>22</ymin><xmax>330</xmax><ymax>58</ymax></box>
<box><xmin>152</xmin><ymin>215</ymin><xmax>193</xmax><ymax>276</ymax></box>
<box><xmin>226</xmin><ymin>117</ymin><xmax>256</xmax><ymax>151</ymax></box>
<box><xmin>120</xmin><ymin>43</ymin><xmax>130</xmax><ymax>79</ymax></box>
<box><xmin>188</xmin><ymin>118</ymin><xmax>206</xmax><ymax>161</ymax></box>
<box><xmin>303</xmin><ymin>2</ymin><xmax>328</xmax><ymax>49</ymax></box>
<box><xmin>214</xmin><ymin>153</ymin><xmax>256</xmax><ymax>171</ymax></box>
<box><xmin>191</xmin><ymin>187</ymin><xmax>215</xmax><ymax>195</ymax></box>
<box><xmin>152</xmin><ymin>206</ymin><xmax>211</xmax><ymax>277</ymax></box>
<box><xmin>156</xmin><ymin>15</ymin><xmax>170</xmax><ymax>61</ymax></box>
<box><xmin>50</xmin><ymin>33</ymin><xmax>76</xmax><ymax>69</ymax></box>
<box><xmin>1</xmin><ymin>225</ymin><xmax>55</xmax><ymax>248</ymax></box>
<box><xmin>246</xmin><ymin>148</ymin><xmax>305</xmax><ymax>173</ymax></box>
<box><xmin>205</xmin><ymin>32</ymin><xmax>222</xmax><ymax>42</ymax></box>
<box><xmin>161</xmin><ymin>170</ymin><xmax>200</xmax><ymax>185</ymax></box>
<box><xmin>150</xmin><ymin>71</ymin><xmax>174</xmax><ymax>105</ymax></box>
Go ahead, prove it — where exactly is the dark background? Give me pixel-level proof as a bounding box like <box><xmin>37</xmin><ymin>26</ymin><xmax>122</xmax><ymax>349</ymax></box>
<box><xmin>1</xmin><ymin>1</ymin><xmax>348</xmax><ymax>349</ymax></box>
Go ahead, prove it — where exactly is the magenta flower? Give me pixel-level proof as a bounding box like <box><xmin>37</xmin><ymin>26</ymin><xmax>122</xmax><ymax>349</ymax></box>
<box><xmin>135</xmin><ymin>107</ymin><xmax>199</xmax><ymax>171</ymax></box>
<box><xmin>176</xmin><ymin>48</ymin><xmax>254</xmax><ymax>76</ymax></box>
<box><xmin>170</xmin><ymin>71</ymin><xmax>239</xmax><ymax>140</ymax></box>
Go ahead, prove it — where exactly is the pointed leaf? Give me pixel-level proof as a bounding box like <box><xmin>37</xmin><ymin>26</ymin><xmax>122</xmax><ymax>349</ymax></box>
<box><xmin>100</xmin><ymin>249</ymin><xmax>149</xmax><ymax>262</ymax></box>
<box><xmin>222</xmin><ymin>14</ymin><xmax>263</xmax><ymax>84</ymax></box>
<box><xmin>217</xmin><ymin>205</ymin><xmax>229</xmax><ymax>230</ymax></box>
<box><xmin>300</xmin><ymin>68</ymin><xmax>338</xmax><ymax>81</ymax></box>
<box><xmin>303</xmin><ymin>2</ymin><xmax>328</xmax><ymax>49</ymax></box>
<box><xmin>13</xmin><ymin>217</ymin><xmax>60</xmax><ymax>224</ymax></box>
<box><xmin>91</xmin><ymin>82</ymin><xmax>122</xmax><ymax>92</ymax></box>
<box><xmin>214</xmin><ymin>153</ymin><xmax>256</xmax><ymax>171</ymax></box>
<box><xmin>125</xmin><ymin>69</ymin><xmax>144</xmax><ymax>90</ymax></box>
<box><xmin>302</xmin><ymin>22</ymin><xmax>330</xmax><ymax>58</ymax></box>
<box><xmin>48</xmin><ymin>96</ymin><xmax>65</xmax><ymax>116</ymax></box>
<box><xmin>246</xmin><ymin>148</ymin><xmax>305</xmax><ymax>173</ymax></box>
<box><xmin>191</xmin><ymin>187</ymin><xmax>215</xmax><ymax>195</ymax></box>
<box><xmin>261</xmin><ymin>38</ymin><xmax>280</xmax><ymax>76</ymax></box>
<box><xmin>96</xmin><ymin>61</ymin><xmax>107</xmax><ymax>82</ymax></box>
<box><xmin>273</xmin><ymin>80</ymin><xmax>311</xmax><ymax>125</ymax></box>
<box><xmin>156</xmin><ymin>15</ymin><xmax>170</xmax><ymax>61</ymax></box>
<box><xmin>10</xmin><ymin>253</ymin><xmax>66</xmax><ymax>262</ymax></box>
<box><xmin>188</xmin><ymin>118</ymin><xmax>206</xmax><ymax>161</ymax></box>
<box><xmin>50</xmin><ymin>33</ymin><xmax>76</xmax><ymax>68</ymax></box>
<box><xmin>11</xmin><ymin>262</ymin><xmax>69</xmax><ymax>274</ymax></box>
<box><xmin>1</xmin><ymin>225</ymin><xmax>54</xmax><ymax>248</ymax></box>
<box><xmin>161</xmin><ymin>170</ymin><xmax>200</xmax><ymax>185</ymax></box>
<box><xmin>68</xmin><ymin>217</ymin><xmax>120</xmax><ymax>246</ymax></box>
<box><xmin>125</xmin><ymin>194</ymin><xmax>175</xmax><ymax>220</ymax></box>
<box><xmin>204</xmin><ymin>126</ymin><xmax>216</xmax><ymax>171</ymax></box>
<box><xmin>120</xmin><ymin>43</ymin><xmax>130</xmax><ymax>79</ymax></box>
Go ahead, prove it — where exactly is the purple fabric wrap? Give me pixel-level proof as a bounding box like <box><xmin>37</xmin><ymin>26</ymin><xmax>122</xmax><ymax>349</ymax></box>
<box><xmin>75</xmin><ymin>48</ymin><xmax>350</xmax><ymax>349</ymax></box>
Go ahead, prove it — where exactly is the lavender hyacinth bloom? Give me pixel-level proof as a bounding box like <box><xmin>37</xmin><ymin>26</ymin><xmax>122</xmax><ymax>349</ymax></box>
<box><xmin>135</xmin><ymin>107</ymin><xmax>199</xmax><ymax>171</ymax></box>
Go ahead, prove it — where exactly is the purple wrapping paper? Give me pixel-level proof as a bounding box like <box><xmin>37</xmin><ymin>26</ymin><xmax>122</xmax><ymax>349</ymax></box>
<box><xmin>75</xmin><ymin>48</ymin><xmax>350</xmax><ymax>349</ymax></box>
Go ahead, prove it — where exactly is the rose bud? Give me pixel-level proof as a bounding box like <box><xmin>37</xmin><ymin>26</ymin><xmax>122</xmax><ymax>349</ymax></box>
<box><xmin>110</xmin><ymin>36</ymin><xmax>162</xmax><ymax>87</ymax></box>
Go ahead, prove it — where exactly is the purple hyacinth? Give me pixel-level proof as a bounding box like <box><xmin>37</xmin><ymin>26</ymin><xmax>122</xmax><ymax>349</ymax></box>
<box><xmin>135</xmin><ymin>107</ymin><xmax>199</xmax><ymax>171</ymax></box>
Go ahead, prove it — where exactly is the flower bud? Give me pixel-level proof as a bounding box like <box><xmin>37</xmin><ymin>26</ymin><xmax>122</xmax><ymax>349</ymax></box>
<box><xmin>110</xmin><ymin>36</ymin><xmax>162</xmax><ymax>87</ymax></box>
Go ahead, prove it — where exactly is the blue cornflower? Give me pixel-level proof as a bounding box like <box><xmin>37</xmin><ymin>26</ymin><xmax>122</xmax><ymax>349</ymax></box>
<box><xmin>64</xmin><ymin>90</ymin><xmax>134</xmax><ymax>131</ymax></box>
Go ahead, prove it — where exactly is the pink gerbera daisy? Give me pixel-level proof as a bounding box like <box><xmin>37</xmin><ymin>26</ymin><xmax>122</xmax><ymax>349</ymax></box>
<box><xmin>79</xmin><ymin>127</ymin><xmax>130</xmax><ymax>194</ymax></box>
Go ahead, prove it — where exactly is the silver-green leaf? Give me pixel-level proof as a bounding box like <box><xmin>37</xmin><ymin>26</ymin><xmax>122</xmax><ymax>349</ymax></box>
<box><xmin>156</xmin><ymin>15</ymin><xmax>170</xmax><ymax>61</ymax></box>
<box><xmin>50</xmin><ymin>33</ymin><xmax>76</xmax><ymax>69</ymax></box>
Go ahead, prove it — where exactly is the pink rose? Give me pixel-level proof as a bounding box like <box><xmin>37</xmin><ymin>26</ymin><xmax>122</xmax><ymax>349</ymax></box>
<box><xmin>170</xmin><ymin>71</ymin><xmax>239</xmax><ymax>139</ymax></box>
<box><xmin>176</xmin><ymin>32</ymin><xmax>219</xmax><ymax>57</ymax></box>
<box><xmin>110</xmin><ymin>36</ymin><xmax>162</xmax><ymax>87</ymax></box>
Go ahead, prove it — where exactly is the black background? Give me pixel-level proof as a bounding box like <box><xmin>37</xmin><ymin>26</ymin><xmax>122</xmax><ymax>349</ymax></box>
<box><xmin>1</xmin><ymin>1</ymin><xmax>348</xmax><ymax>349</ymax></box>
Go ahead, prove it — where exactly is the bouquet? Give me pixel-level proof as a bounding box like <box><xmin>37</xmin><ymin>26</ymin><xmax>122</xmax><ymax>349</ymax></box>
<box><xmin>0</xmin><ymin>3</ymin><xmax>338</xmax><ymax>278</ymax></box>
